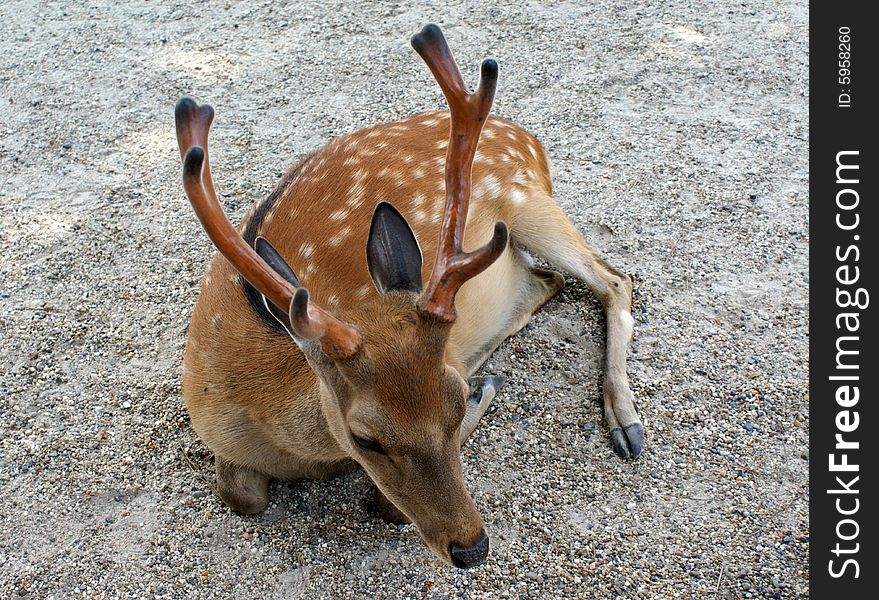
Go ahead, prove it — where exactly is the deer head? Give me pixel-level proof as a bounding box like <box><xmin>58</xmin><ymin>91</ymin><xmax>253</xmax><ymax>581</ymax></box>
<box><xmin>175</xmin><ymin>24</ymin><xmax>507</xmax><ymax>568</ymax></box>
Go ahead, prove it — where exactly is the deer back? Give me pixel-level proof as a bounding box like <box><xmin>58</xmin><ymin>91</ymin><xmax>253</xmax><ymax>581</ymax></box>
<box><xmin>239</xmin><ymin>111</ymin><xmax>552</xmax><ymax>318</ymax></box>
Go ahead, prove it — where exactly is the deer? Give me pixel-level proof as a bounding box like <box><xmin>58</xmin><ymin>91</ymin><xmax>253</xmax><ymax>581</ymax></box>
<box><xmin>174</xmin><ymin>24</ymin><xmax>643</xmax><ymax>569</ymax></box>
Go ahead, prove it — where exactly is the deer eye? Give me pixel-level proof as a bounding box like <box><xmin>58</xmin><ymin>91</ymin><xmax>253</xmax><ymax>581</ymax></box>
<box><xmin>352</xmin><ymin>434</ymin><xmax>385</xmax><ymax>454</ymax></box>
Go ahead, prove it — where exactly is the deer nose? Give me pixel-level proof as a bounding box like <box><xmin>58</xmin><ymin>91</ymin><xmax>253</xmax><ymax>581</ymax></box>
<box><xmin>449</xmin><ymin>531</ymin><xmax>490</xmax><ymax>568</ymax></box>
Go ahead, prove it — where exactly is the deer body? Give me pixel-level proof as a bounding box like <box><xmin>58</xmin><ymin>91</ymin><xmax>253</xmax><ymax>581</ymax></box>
<box><xmin>176</xmin><ymin>25</ymin><xmax>643</xmax><ymax>569</ymax></box>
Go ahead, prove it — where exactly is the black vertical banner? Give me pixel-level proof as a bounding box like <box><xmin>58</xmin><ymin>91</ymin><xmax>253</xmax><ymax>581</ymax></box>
<box><xmin>810</xmin><ymin>2</ymin><xmax>878</xmax><ymax>596</ymax></box>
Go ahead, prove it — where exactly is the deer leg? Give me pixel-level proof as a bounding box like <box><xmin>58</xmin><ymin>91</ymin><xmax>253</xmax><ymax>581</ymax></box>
<box><xmin>216</xmin><ymin>457</ymin><xmax>271</xmax><ymax>514</ymax></box>
<box><xmin>452</xmin><ymin>260</ymin><xmax>558</xmax><ymax>441</ymax></box>
<box><xmin>511</xmin><ymin>197</ymin><xmax>644</xmax><ymax>458</ymax></box>
<box><xmin>459</xmin><ymin>375</ymin><xmax>506</xmax><ymax>445</ymax></box>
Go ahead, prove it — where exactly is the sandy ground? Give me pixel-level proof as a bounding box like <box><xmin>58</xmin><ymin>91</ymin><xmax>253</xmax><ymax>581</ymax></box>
<box><xmin>0</xmin><ymin>1</ymin><xmax>809</xmax><ymax>598</ymax></box>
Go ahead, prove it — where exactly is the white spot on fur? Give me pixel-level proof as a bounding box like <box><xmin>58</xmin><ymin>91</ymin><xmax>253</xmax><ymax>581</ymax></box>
<box><xmin>343</xmin><ymin>155</ymin><xmax>359</xmax><ymax>167</ymax></box>
<box><xmin>355</xmin><ymin>285</ymin><xmax>371</xmax><ymax>299</ymax></box>
<box><xmin>412</xmin><ymin>192</ymin><xmax>426</xmax><ymax>207</ymax></box>
<box><xmin>475</xmin><ymin>174</ymin><xmax>502</xmax><ymax>199</ymax></box>
<box><xmin>344</xmin><ymin>139</ymin><xmax>360</xmax><ymax>152</ymax></box>
<box><xmin>299</xmin><ymin>242</ymin><xmax>316</xmax><ymax>259</ymax></box>
<box><xmin>330</xmin><ymin>208</ymin><xmax>352</xmax><ymax>222</ymax></box>
<box><xmin>327</xmin><ymin>225</ymin><xmax>353</xmax><ymax>247</ymax></box>
<box><xmin>436</xmin><ymin>139</ymin><xmax>448</xmax><ymax>149</ymax></box>
<box><xmin>413</xmin><ymin>167</ymin><xmax>425</xmax><ymax>179</ymax></box>
<box><xmin>483</xmin><ymin>128</ymin><xmax>496</xmax><ymax>139</ymax></box>
<box><xmin>508</xmin><ymin>188</ymin><xmax>526</xmax><ymax>205</ymax></box>
<box><xmin>619</xmin><ymin>311</ymin><xmax>635</xmax><ymax>341</ymax></box>
<box><xmin>300</xmin><ymin>262</ymin><xmax>315</xmax><ymax>279</ymax></box>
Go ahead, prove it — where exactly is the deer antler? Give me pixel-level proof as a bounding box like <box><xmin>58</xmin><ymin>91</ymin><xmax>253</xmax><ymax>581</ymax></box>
<box><xmin>411</xmin><ymin>24</ymin><xmax>509</xmax><ymax>323</ymax></box>
<box><xmin>174</xmin><ymin>97</ymin><xmax>362</xmax><ymax>359</ymax></box>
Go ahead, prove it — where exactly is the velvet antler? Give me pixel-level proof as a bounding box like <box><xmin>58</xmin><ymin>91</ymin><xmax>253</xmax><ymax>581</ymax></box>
<box><xmin>411</xmin><ymin>24</ymin><xmax>509</xmax><ymax>323</ymax></box>
<box><xmin>174</xmin><ymin>97</ymin><xmax>362</xmax><ymax>359</ymax></box>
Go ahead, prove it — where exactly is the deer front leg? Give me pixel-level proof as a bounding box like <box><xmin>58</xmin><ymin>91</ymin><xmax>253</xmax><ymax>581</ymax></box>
<box><xmin>460</xmin><ymin>376</ymin><xmax>506</xmax><ymax>445</ymax></box>
<box><xmin>216</xmin><ymin>457</ymin><xmax>271</xmax><ymax>514</ymax></box>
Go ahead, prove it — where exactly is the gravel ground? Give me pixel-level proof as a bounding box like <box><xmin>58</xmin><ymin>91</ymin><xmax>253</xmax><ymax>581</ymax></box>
<box><xmin>0</xmin><ymin>1</ymin><xmax>809</xmax><ymax>598</ymax></box>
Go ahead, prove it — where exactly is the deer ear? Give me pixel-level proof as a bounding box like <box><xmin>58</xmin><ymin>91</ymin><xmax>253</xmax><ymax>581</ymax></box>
<box><xmin>366</xmin><ymin>202</ymin><xmax>423</xmax><ymax>294</ymax></box>
<box><xmin>254</xmin><ymin>236</ymin><xmax>299</xmax><ymax>329</ymax></box>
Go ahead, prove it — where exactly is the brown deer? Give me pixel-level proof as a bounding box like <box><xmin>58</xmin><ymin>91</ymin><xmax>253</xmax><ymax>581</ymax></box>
<box><xmin>174</xmin><ymin>24</ymin><xmax>643</xmax><ymax>569</ymax></box>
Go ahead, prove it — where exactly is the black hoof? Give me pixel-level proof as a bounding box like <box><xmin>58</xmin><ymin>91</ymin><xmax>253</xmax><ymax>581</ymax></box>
<box><xmin>610</xmin><ymin>422</ymin><xmax>645</xmax><ymax>459</ymax></box>
<box><xmin>467</xmin><ymin>375</ymin><xmax>507</xmax><ymax>405</ymax></box>
<box><xmin>624</xmin><ymin>422</ymin><xmax>645</xmax><ymax>458</ymax></box>
<box><xmin>610</xmin><ymin>428</ymin><xmax>631</xmax><ymax>458</ymax></box>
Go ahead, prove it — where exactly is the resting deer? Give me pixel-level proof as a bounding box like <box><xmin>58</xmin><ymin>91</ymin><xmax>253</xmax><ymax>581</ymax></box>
<box><xmin>174</xmin><ymin>24</ymin><xmax>643</xmax><ymax>569</ymax></box>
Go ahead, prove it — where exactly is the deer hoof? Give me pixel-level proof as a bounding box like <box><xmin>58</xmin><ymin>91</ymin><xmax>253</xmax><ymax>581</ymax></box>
<box><xmin>610</xmin><ymin>422</ymin><xmax>644</xmax><ymax>459</ymax></box>
<box><xmin>467</xmin><ymin>375</ymin><xmax>506</xmax><ymax>405</ymax></box>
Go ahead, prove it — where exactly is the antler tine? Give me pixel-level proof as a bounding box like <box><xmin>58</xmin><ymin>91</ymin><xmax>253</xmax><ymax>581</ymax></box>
<box><xmin>174</xmin><ymin>97</ymin><xmax>361</xmax><ymax>359</ymax></box>
<box><xmin>175</xmin><ymin>97</ymin><xmax>296</xmax><ymax>313</ymax></box>
<box><xmin>411</xmin><ymin>25</ymin><xmax>509</xmax><ymax>322</ymax></box>
<box><xmin>256</xmin><ymin>237</ymin><xmax>362</xmax><ymax>359</ymax></box>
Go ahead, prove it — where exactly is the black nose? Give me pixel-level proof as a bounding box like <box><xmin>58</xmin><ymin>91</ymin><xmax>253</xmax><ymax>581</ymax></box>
<box><xmin>449</xmin><ymin>531</ymin><xmax>490</xmax><ymax>568</ymax></box>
